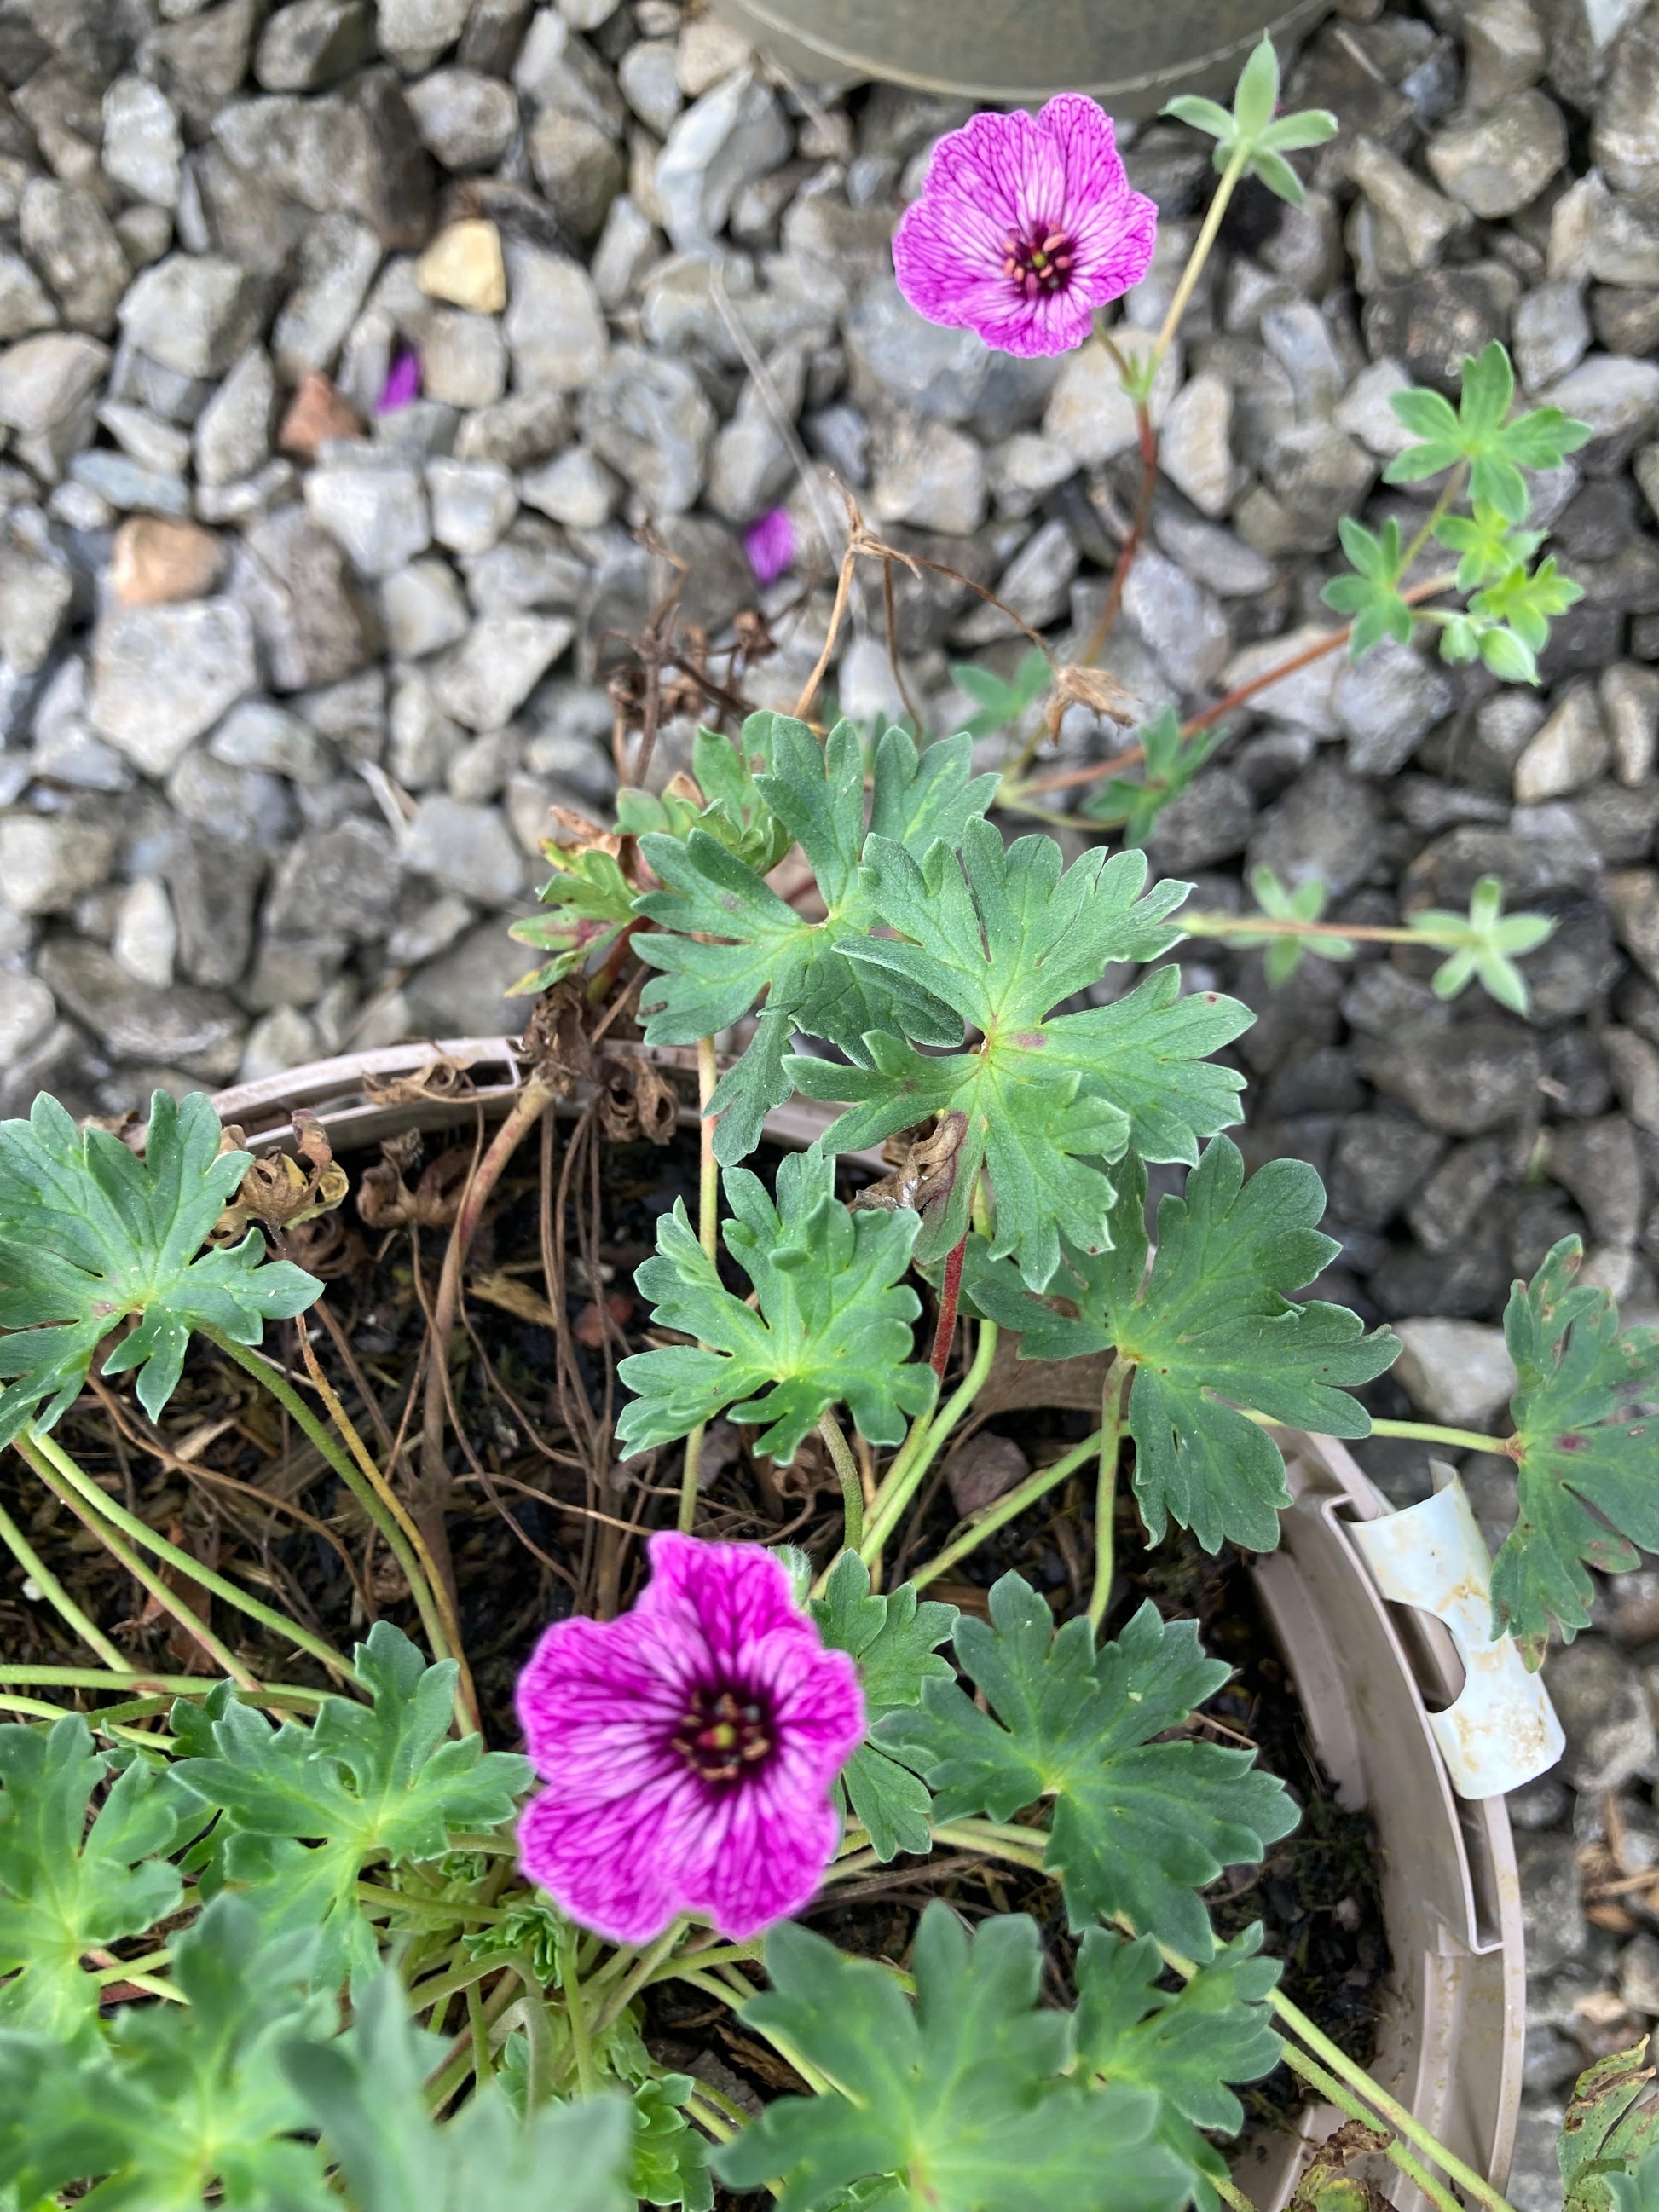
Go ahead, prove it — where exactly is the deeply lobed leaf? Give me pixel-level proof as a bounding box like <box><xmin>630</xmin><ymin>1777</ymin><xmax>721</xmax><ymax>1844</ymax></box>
<box><xmin>790</xmin><ymin>823</ymin><xmax>1251</xmax><ymax>1287</ymax></box>
<box><xmin>714</xmin><ymin>1903</ymin><xmax>1194</xmax><ymax>2212</ymax></box>
<box><xmin>0</xmin><ymin>1091</ymin><xmax>321</xmax><ymax>1446</ymax></box>
<box><xmin>172</xmin><ymin>1622</ymin><xmax>531</xmax><ymax>1987</ymax></box>
<box><xmin>0</xmin><ymin>1897</ymin><xmax>335</xmax><ymax>2212</ymax></box>
<box><xmin>1075</xmin><ymin>1925</ymin><xmax>1283</xmax><ymax>2209</ymax></box>
<box><xmin>1491</xmin><ymin>1239</ymin><xmax>1659</xmax><ymax>1660</ymax></box>
<box><xmin>967</xmin><ymin>1141</ymin><xmax>1398</xmax><ymax>1551</ymax></box>
<box><xmin>616</xmin><ymin>1149</ymin><xmax>937</xmax><ymax>1462</ymax></box>
<box><xmin>0</xmin><ymin>1716</ymin><xmax>193</xmax><ymax>2039</ymax></box>
<box><xmin>633</xmin><ymin>719</ymin><xmax>996</xmax><ymax>1164</ymax></box>
<box><xmin>882</xmin><ymin>1577</ymin><xmax>1298</xmax><ymax>1960</ymax></box>
<box><xmin>811</xmin><ymin>1555</ymin><xmax>958</xmax><ymax>1860</ymax></box>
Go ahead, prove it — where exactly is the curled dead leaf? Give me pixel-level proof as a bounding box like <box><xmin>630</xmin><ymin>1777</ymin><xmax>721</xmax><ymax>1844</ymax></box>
<box><xmin>356</xmin><ymin>1142</ymin><xmax>471</xmax><ymax>1231</ymax></box>
<box><xmin>598</xmin><ymin>1054</ymin><xmax>679</xmax><ymax>1146</ymax></box>
<box><xmin>213</xmin><ymin>1112</ymin><xmax>349</xmax><ymax>1242</ymax></box>
<box><xmin>361</xmin><ymin>1055</ymin><xmax>481</xmax><ymax>1109</ymax></box>
<box><xmin>850</xmin><ymin>1112</ymin><xmax>968</xmax><ymax>1231</ymax></box>
<box><xmin>1051</xmin><ymin>663</ymin><xmax>1137</xmax><ymax>727</ymax></box>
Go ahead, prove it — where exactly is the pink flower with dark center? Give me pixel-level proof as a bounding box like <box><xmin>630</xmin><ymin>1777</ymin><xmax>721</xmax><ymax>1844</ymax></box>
<box><xmin>743</xmin><ymin>505</ymin><xmax>795</xmax><ymax>588</ymax></box>
<box><xmin>515</xmin><ymin>1532</ymin><xmax>864</xmax><ymax>1943</ymax></box>
<box><xmin>893</xmin><ymin>95</ymin><xmax>1158</xmax><ymax>359</ymax></box>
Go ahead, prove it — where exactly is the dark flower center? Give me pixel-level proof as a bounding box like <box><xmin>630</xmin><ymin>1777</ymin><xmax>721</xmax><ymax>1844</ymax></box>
<box><xmin>1003</xmin><ymin>223</ymin><xmax>1076</xmax><ymax>297</ymax></box>
<box><xmin>673</xmin><ymin>1686</ymin><xmax>773</xmax><ymax>1786</ymax></box>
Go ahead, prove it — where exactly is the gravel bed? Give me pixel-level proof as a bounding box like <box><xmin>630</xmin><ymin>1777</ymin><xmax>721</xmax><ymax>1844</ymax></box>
<box><xmin>4</xmin><ymin>0</ymin><xmax>1659</xmax><ymax>2195</ymax></box>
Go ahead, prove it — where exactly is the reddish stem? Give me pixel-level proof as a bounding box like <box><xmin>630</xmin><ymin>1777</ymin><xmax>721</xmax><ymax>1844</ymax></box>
<box><xmin>1079</xmin><ymin>401</ymin><xmax>1159</xmax><ymax>669</ymax></box>
<box><xmin>1020</xmin><ymin>573</ymin><xmax>1458</xmax><ymax>802</ymax></box>
<box><xmin>930</xmin><ymin>1236</ymin><xmax>968</xmax><ymax>1381</ymax></box>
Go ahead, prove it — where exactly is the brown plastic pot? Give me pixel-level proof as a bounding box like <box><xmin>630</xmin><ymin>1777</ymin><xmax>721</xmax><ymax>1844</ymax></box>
<box><xmin>711</xmin><ymin>0</ymin><xmax>1332</xmax><ymax>112</ymax></box>
<box><xmin>211</xmin><ymin>1037</ymin><xmax>1524</xmax><ymax>2207</ymax></box>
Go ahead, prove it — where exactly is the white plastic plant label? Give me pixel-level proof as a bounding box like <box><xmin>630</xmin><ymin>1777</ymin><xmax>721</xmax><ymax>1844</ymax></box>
<box><xmin>1349</xmin><ymin>1465</ymin><xmax>1564</xmax><ymax>1801</ymax></box>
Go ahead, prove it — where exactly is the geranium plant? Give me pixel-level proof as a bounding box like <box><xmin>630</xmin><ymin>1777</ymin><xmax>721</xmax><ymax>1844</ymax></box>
<box><xmin>0</xmin><ymin>36</ymin><xmax>1649</xmax><ymax>2212</ymax></box>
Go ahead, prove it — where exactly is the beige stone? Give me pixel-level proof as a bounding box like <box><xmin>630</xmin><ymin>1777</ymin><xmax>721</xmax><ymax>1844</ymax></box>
<box><xmin>416</xmin><ymin>219</ymin><xmax>507</xmax><ymax>315</ymax></box>
<box><xmin>109</xmin><ymin>516</ymin><xmax>226</xmax><ymax>607</ymax></box>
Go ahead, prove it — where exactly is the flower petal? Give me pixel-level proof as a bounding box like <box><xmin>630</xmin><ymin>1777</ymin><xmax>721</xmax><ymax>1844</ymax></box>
<box><xmin>515</xmin><ymin>1611</ymin><xmax>687</xmax><ymax>1782</ymax></box>
<box><xmin>639</xmin><ymin>1530</ymin><xmax>804</xmax><ymax>1673</ymax></box>
<box><xmin>678</xmin><ymin>1773</ymin><xmax>845</xmax><ymax>1941</ymax></box>
<box><xmin>517</xmin><ymin>1775</ymin><xmax>698</xmax><ymax>1945</ymax></box>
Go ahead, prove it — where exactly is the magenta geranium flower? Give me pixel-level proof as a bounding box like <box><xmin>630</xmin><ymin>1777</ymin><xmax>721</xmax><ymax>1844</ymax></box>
<box><xmin>515</xmin><ymin>1533</ymin><xmax>864</xmax><ymax>1944</ymax></box>
<box><xmin>893</xmin><ymin>95</ymin><xmax>1158</xmax><ymax>358</ymax></box>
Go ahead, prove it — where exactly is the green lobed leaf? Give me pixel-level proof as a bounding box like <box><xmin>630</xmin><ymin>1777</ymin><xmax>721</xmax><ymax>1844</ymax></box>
<box><xmin>1431</xmin><ymin>505</ymin><xmax>1546</xmax><ymax>594</ymax></box>
<box><xmin>631</xmin><ymin>2076</ymin><xmax>715</xmax><ymax>2212</ymax></box>
<box><xmin>1384</xmin><ymin>341</ymin><xmax>1593</xmax><ymax>523</ymax></box>
<box><xmin>1320</xmin><ymin>517</ymin><xmax>1413</xmax><ymax>659</ymax></box>
<box><xmin>789</xmin><ymin>823</ymin><xmax>1251</xmax><ymax>1288</ymax></box>
<box><xmin>280</xmin><ymin>1964</ymin><xmax>633</xmax><ymax>2212</ymax></box>
<box><xmin>811</xmin><ymin>1554</ymin><xmax>958</xmax><ymax>1860</ymax></box>
<box><xmin>949</xmin><ymin>650</ymin><xmax>1050</xmax><ymax>742</ymax></box>
<box><xmin>965</xmin><ymin>1141</ymin><xmax>1398</xmax><ymax>1553</ymax></box>
<box><xmin>0</xmin><ymin>1090</ymin><xmax>322</xmax><ymax>1447</ymax></box>
<box><xmin>714</xmin><ymin>1903</ymin><xmax>1194</xmax><ymax>2212</ymax></box>
<box><xmin>1470</xmin><ymin>554</ymin><xmax>1584</xmax><ymax>653</ymax></box>
<box><xmin>616</xmin><ymin>1148</ymin><xmax>937</xmax><ymax>1462</ymax></box>
<box><xmin>633</xmin><ymin>719</ymin><xmax>997</xmax><ymax>1164</ymax></box>
<box><xmin>171</xmin><ymin>1623</ymin><xmax>532</xmax><ymax>1987</ymax></box>
<box><xmin>509</xmin><ymin>845</ymin><xmax>636</xmax><ymax>996</ymax></box>
<box><xmin>1407</xmin><ymin>873</ymin><xmax>1555</xmax><ymax>1016</ymax></box>
<box><xmin>0</xmin><ymin>1897</ymin><xmax>336</xmax><ymax>2212</ymax></box>
<box><xmin>1075</xmin><ymin>1924</ymin><xmax>1283</xmax><ymax>2209</ymax></box>
<box><xmin>1491</xmin><ymin>1239</ymin><xmax>1659</xmax><ymax>1660</ymax></box>
<box><xmin>882</xmin><ymin>1578</ymin><xmax>1298</xmax><ymax>1960</ymax></box>
<box><xmin>1561</xmin><ymin>2038</ymin><xmax>1659</xmax><ymax>2212</ymax></box>
<box><xmin>1228</xmin><ymin>867</ymin><xmax>1353</xmax><ymax>988</ymax></box>
<box><xmin>616</xmin><ymin>720</ymin><xmax>793</xmax><ymax>876</ymax></box>
<box><xmin>1085</xmin><ymin>710</ymin><xmax>1230</xmax><ymax>846</ymax></box>
<box><xmin>0</xmin><ymin>1715</ymin><xmax>193</xmax><ymax>2039</ymax></box>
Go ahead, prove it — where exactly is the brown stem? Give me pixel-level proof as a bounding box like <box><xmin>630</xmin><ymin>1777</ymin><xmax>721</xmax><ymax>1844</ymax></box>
<box><xmin>929</xmin><ymin>1235</ymin><xmax>968</xmax><ymax>1382</ymax></box>
<box><xmin>882</xmin><ymin>557</ymin><xmax>921</xmax><ymax>730</ymax></box>
<box><xmin>416</xmin><ymin>1071</ymin><xmax>560</xmax><ymax>1598</ymax></box>
<box><xmin>1020</xmin><ymin>572</ymin><xmax>1460</xmax><ymax>800</ymax></box>
<box><xmin>792</xmin><ymin>546</ymin><xmax>857</xmax><ymax>723</ymax></box>
<box><xmin>1079</xmin><ymin>401</ymin><xmax>1158</xmax><ymax>670</ymax></box>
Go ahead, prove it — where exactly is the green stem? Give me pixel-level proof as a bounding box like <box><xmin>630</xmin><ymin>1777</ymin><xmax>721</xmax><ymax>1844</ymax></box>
<box><xmin>911</xmin><ymin>1424</ymin><xmax>1103</xmax><ymax>1591</ymax></box>
<box><xmin>20</xmin><ymin>1426</ymin><xmax>351</xmax><ymax>1684</ymax></box>
<box><xmin>0</xmin><ymin>1664</ymin><xmax>325</xmax><ymax>1704</ymax></box>
<box><xmin>0</xmin><ymin>1493</ymin><xmax>130</xmax><ymax>1669</ymax></box>
<box><xmin>355</xmin><ymin>1882</ymin><xmax>506</xmax><ymax>1925</ymax></box>
<box><xmin>289</xmin><ymin>1321</ymin><xmax>468</xmax><ymax>1683</ymax></box>
<box><xmin>1087</xmin><ymin>1364</ymin><xmax>1134</xmax><ymax>1636</ymax></box>
<box><xmin>858</xmin><ymin>1320</ymin><xmax>999</xmax><ymax>1574</ymax></box>
<box><xmin>1399</xmin><ymin>465</ymin><xmax>1469</xmax><ymax>580</ymax></box>
<box><xmin>679</xmin><ymin>1036</ymin><xmax>722</xmax><ymax>1536</ymax></box>
<box><xmin>1211</xmin><ymin>2174</ymin><xmax>1260</xmax><ymax>2212</ymax></box>
<box><xmin>818</xmin><ymin>1412</ymin><xmax>864</xmax><ymax>1556</ymax></box>
<box><xmin>928</xmin><ymin>1820</ymin><xmax>1048</xmax><ymax>1874</ymax></box>
<box><xmin>514</xmin><ymin>1958</ymin><xmax>558</xmax><ymax>2112</ymax></box>
<box><xmin>589</xmin><ymin>1921</ymin><xmax>686</xmax><ymax>2037</ymax></box>
<box><xmin>205</xmin><ymin>1328</ymin><xmax>461</xmax><ymax>1696</ymax></box>
<box><xmin>559</xmin><ymin>1931</ymin><xmax>598</xmax><ymax>2099</ymax></box>
<box><xmin>1235</xmin><ymin>1406</ymin><xmax>1512</xmax><ymax>1458</ymax></box>
<box><xmin>1153</xmin><ymin>141</ymin><xmax>1249</xmax><ymax>365</ymax></box>
<box><xmin>1270</xmin><ymin>1988</ymin><xmax>1518</xmax><ymax>2212</ymax></box>
<box><xmin>1277</xmin><ymin>2044</ymin><xmax>1467</xmax><ymax>2212</ymax></box>
<box><xmin>468</xmin><ymin>1981</ymin><xmax>494</xmax><ymax>2088</ymax></box>
<box><xmin>17</xmin><ymin>1434</ymin><xmax>265</xmax><ymax>1689</ymax></box>
<box><xmin>1367</xmin><ymin>1415</ymin><xmax>1514</xmax><ymax>1456</ymax></box>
